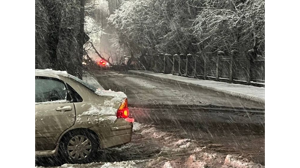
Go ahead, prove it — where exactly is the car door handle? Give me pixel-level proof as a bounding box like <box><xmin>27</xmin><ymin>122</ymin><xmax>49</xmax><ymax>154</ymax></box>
<box><xmin>56</xmin><ymin>106</ymin><xmax>72</xmax><ymax>112</ymax></box>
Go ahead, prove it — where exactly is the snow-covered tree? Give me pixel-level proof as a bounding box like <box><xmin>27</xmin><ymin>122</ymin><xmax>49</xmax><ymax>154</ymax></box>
<box><xmin>84</xmin><ymin>0</ymin><xmax>111</xmax><ymax>63</ymax></box>
<box><xmin>193</xmin><ymin>0</ymin><xmax>265</xmax><ymax>56</ymax></box>
<box><xmin>108</xmin><ymin>0</ymin><xmax>264</xmax><ymax>60</ymax></box>
<box><xmin>108</xmin><ymin>0</ymin><xmax>205</xmax><ymax>56</ymax></box>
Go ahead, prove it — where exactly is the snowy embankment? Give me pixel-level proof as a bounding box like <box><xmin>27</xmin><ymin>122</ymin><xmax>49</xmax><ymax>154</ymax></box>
<box><xmin>58</xmin><ymin>161</ymin><xmax>138</xmax><ymax>168</ymax></box>
<box><xmin>36</xmin><ymin>123</ymin><xmax>264</xmax><ymax>168</ymax></box>
<box><xmin>141</xmin><ymin>124</ymin><xmax>264</xmax><ymax>168</ymax></box>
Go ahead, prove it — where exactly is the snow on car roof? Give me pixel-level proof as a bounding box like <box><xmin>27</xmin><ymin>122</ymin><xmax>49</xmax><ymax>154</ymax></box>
<box><xmin>35</xmin><ymin>69</ymin><xmax>127</xmax><ymax>99</ymax></box>
<box><xmin>35</xmin><ymin>69</ymin><xmax>69</xmax><ymax>78</ymax></box>
<box><xmin>35</xmin><ymin>69</ymin><xmax>99</xmax><ymax>91</ymax></box>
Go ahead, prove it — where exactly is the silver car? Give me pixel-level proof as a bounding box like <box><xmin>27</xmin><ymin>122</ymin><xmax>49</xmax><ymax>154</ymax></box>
<box><xmin>35</xmin><ymin>69</ymin><xmax>134</xmax><ymax>163</ymax></box>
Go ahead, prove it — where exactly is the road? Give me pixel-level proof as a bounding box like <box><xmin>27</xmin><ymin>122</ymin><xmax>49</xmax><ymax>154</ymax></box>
<box><xmin>36</xmin><ymin>70</ymin><xmax>265</xmax><ymax>167</ymax></box>
<box><xmin>94</xmin><ymin>71</ymin><xmax>264</xmax><ymax>109</ymax></box>
<box><xmin>93</xmin><ymin>70</ymin><xmax>265</xmax><ymax>165</ymax></box>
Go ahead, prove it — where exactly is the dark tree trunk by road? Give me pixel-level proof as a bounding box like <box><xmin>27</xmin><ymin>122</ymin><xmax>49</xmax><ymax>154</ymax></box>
<box><xmin>35</xmin><ymin>0</ymin><xmax>85</xmax><ymax>79</ymax></box>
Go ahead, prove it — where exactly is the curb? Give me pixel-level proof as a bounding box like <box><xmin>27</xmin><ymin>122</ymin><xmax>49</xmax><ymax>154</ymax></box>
<box><xmin>128</xmin><ymin>70</ymin><xmax>265</xmax><ymax>104</ymax></box>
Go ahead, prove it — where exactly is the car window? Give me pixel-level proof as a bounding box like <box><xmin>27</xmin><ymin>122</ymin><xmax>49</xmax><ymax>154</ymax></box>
<box><xmin>67</xmin><ymin>74</ymin><xmax>97</xmax><ymax>92</ymax></box>
<box><xmin>35</xmin><ymin>78</ymin><xmax>68</xmax><ymax>103</ymax></box>
<box><xmin>66</xmin><ymin>83</ymin><xmax>83</xmax><ymax>102</ymax></box>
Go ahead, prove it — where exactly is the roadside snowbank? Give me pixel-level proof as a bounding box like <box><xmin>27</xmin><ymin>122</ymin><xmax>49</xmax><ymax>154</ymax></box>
<box><xmin>36</xmin><ymin>123</ymin><xmax>264</xmax><ymax>168</ymax></box>
<box><xmin>58</xmin><ymin>161</ymin><xmax>137</xmax><ymax>168</ymax></box>
<box><xmin>137</xmin><ymin>124</ymin><xmax>264</xmax><ymax>168</ymax></box>
<box><xmin>99</xmin><ymin>161</ymin><xmax>137</xmax><ymax>168</ymax></box>
<box><xmin>223</xmin><ymin>155</ymin><xmax>264</xmax><ymax>168</ymax></box>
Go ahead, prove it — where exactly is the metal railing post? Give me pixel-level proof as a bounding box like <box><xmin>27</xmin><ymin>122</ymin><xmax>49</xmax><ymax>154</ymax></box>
<box><xmin>216</xmin><ymin>51</ymin><xmax>224</xmax><ymax>80</ymax></box>
<box><xmin>230</xmin><ymin>50</ymin><xmax>238</xmax><ymax>82</ymax></box>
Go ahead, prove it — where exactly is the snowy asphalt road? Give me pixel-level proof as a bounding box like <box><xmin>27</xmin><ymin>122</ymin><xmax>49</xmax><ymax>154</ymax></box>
<box><xmin>36</xmin><ymin>70</ymin><xmax>265</xmax><ymax>167</ymax></box>
<box><xmin>94</xmin><ymin>71</ymin><xmax>264</xmax><ymax>109</ymax></box>
<box><xmin>94</xmin><ymin>70</ymin><xmax>265</xmax><ymax>164</ymax></box>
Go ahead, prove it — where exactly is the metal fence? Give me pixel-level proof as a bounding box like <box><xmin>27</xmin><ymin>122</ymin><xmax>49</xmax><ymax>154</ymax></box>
<box><xmin>142</xmin><ymin>50</ymin><xmax>265</xmax><ymax>85</ymax></box>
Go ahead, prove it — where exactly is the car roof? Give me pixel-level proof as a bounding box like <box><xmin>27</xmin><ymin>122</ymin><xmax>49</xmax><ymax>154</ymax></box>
<box><xmin>35</xmin><ymin>69</ymin><xmax>69</xmax><ymax>79</ymax></box>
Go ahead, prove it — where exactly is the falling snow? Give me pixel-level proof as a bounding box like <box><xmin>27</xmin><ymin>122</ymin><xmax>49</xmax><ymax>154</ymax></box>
<box><xmin>35</xmin><ymin>0</ymin><xmax>266</xmax><ymax>167</ymax></box>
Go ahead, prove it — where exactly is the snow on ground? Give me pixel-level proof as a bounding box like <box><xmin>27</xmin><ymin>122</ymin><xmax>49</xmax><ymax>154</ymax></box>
<box><xmin>162</xmin><ymin>161</ymin><xmax>173</xmax><ymax>168</ymax></box>
<box><xmin>133</xmin><ymin>122</ymin><xmax>142</xmax><ymax>132</ymax></box>
<box><xmin>36</xmin><ymin>123</ymin><xmax>264</xmax><ymax>168</ymax></box>
<box><xmin>184</xmin><ymin>154</ymin><xmax>208</xmax><ymax>168</ymax></box>
<box><xmin>173</xmin><ymin>139</ymin><xmax>191</xmax><ymax>147</ymax></box>
<box><xmin>99</xmin><ymin>161</ymin><xmax>137</xmax><ymax>168</ymax></box>
<box><xmin>135</xmin><ymin>124</ymin><xmax>264</xmax><ymax>168</ymax></box>
<box><xmin>44</xmin><ymin>161</ymin><xmax>138</xmax><ymax>168</ymax></box>
<box><xmin>222</xmin><ymin>155</ymin><xmax>264</xmax><ymax>168</ymax></box>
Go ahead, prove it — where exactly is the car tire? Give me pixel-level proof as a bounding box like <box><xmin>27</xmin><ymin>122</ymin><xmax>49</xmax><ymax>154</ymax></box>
<box><xmin>59</xmin><ymin>130</ymin><xmax>99</xmax><ymax>164</ymax></box>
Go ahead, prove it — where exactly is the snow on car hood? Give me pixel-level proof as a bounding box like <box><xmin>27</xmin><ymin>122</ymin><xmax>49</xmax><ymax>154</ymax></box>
<box><xmin>94</xmin><ymin>89</ymin><xmax>127</xmax><ymax>99</ymax></box>
<box><xmin>78</xmin><ymin>89</ymin><xmax>127</xmax><ymax>123</ymax></box>
<box><xmin>94</xmin><ymin>89</ymin><xmax>127</xmax><ymax>115</ymax></box>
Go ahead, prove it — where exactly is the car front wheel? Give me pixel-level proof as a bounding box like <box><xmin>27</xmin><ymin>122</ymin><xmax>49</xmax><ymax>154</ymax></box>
<box><xmin>59</xmin><ymin>130</ymin><xmax>99</xmax><ymax>163</ymax></box>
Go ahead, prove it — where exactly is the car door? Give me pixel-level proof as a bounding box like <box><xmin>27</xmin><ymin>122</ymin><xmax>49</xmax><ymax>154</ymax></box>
<box><xmin>35</xmin><ymin>77</ymin><xmax>76</xmax><ymax>151</ymax></box>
